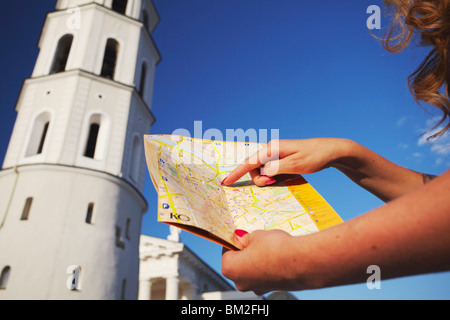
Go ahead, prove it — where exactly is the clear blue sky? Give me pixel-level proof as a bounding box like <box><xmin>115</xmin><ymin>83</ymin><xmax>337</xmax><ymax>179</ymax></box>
<box><xmin>1</xmin><ymin>0</ymin><xmax>449</xmax><ymax>299</ymax></box>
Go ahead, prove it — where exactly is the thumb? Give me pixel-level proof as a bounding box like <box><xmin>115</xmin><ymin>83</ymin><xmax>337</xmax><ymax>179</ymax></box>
<box><xmin>234</xmin><ymin>229</ymin><xmax>250</xmax><ymax>249</ymax></box>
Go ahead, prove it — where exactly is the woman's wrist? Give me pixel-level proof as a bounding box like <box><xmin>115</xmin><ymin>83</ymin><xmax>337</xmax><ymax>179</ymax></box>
<box><xmin>328</xmin><ymin>138</ymin><xmax>361</xmax><ymax>169</ymax></box>
<box><xmin>327</xmin><ymin>139</ymin><xmax>425</xmax><ymax>201</ymax></box>
<box><xmin>276</xmin><ymin>231</ymin><xmax>332</xmax><ymax>291</ymax></box>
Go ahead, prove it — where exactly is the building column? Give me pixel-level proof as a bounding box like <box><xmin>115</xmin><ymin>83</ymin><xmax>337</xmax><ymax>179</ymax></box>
<box><xmin>181</xmin><ymin>282</ymin><xmax>198</xmax><ymax>300</ymax></box>
<box><xmin>138</xmin><ymin>279</ymin><xmax>152</xmax><ymax>300</ymax></box>
<box><xmin>165</xmin><ymin>276</ymin><xmax>179</xmax><ymax>300</ymax></box>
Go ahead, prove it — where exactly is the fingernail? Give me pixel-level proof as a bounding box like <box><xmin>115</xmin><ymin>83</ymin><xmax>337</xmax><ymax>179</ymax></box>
<box><xmin>234</xmin><ymin>229</ymin><xmax>248</xmax><ymax>238</ymax></box>
<box><xmin>265</xmin><ymin>178</ymin><xmax>277</xmax><ymax>186</ymax></box>
<box><xmin>221</xmin><ymin>177</ymin><xmax>227</xmax><ymax>185</ymax></box>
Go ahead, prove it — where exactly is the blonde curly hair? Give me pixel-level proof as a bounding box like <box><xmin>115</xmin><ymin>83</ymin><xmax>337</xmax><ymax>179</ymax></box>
<box><xmin>383</xmin><ymin>0</ymin><xmax>450</xmax><ymax>138</ymax></box>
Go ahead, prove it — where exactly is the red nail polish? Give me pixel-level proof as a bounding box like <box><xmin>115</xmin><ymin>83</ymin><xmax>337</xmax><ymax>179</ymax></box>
<box><xmin>221</xmin><ymin>177</ymin><xmax>227</xmax><ymax>185</ymax></box>
<box><xmin>265</xmin><ymin>178</ymin><xmax>277</xmax><ymax>186</ymax></box>
<box><xmin>234</xmin><ymin>229</ymin><xmax>248</xmax><ymax>238</ymax></box>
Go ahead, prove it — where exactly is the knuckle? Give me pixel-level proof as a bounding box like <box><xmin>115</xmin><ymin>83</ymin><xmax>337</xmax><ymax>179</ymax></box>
<box><xmin>221</xmin><ymin>259</ymin><xmax>235</xmax><ymax>279</ymax></box>
<box><xmin>268</xmin><ymin>139</ymin><xmax>280</xmax><ymax>145</ymax></box>
<box><xmin>267</xmin><ymin>139</ymin><xmax>280</xmax><ymax>153</ymax></box>
<box><xmin>235</xmin><ymin>284</ymin><xmax>249</xmax><ymax>292</ymax></box>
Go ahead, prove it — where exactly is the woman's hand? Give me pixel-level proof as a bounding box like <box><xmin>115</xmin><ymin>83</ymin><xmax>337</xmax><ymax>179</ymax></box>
<box><xmin>222</xmin><ymin>230</ymin><xmax>304</xmax><ymax>295</ymax></box>
<box><xmin>221</xmin><ymin>171</ymin><xmax>450</xmax><ymax>295</ymax></box>
<box><xmin>222</xmin><ymin>138</ymin><xmax>428</xmax><ymax>202</ymax></box>
<box><xmin>222</xmin><ymin>138</ymin><xmax>353</xmax><ymax>187</ymax></box>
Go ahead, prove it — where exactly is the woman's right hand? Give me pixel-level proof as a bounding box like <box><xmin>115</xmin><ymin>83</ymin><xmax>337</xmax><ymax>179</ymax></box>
<box><xmin>222</xmin><ymin>138</ymin><xmax>354</xmax><ymax>187</ymax></box>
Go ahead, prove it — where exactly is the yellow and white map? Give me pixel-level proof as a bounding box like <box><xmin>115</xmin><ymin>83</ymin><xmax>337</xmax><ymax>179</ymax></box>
<box><xmin>144</xmin><ymin>134</ymin><xmax>343</xmax><ymax>250</ymax></box>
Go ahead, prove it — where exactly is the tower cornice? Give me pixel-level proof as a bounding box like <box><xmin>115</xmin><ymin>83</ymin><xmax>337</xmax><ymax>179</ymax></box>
<box><xmin>15</xmin><ymin>69</ymin><xmax>156</xmax><ymax>126</ymax></box>
<box><xmin>0</xmin><ymin>163</ymin><xmax>148</xmax><ymax>213</ymax></box>
<box><xmin>52</xmin><ymin>2</ymin><xmax>140</xmax><ymax>25</ymax></box>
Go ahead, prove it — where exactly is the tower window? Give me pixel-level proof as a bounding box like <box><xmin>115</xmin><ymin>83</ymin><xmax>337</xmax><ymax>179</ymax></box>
<box><xmin>85</xmin><ymin>203</ymin><xmax>94</xmax><ymax>224</ymax></box>
<box><xmin>142</xmin><ymin>10</ymin><xmax>149</xmax><ymax>30</ymax></box>
<box><xmin>100</xmin><ymin>39</ymin><xmax>120</xmax><ymax>80</ymax></box>
<box><xmin>115</xmin><ymin>226</ymin><xmax>125</xmax><ymax>249</ymax></box>
<box><xmin>112</xmin><ymin>0</ymin><xmax>128</xmax><ymax>15</ymax></box>
<box><xmin>21</xmin><ymin>197</ymin><xmax>33</xmax><ymax>221</ymax></box>
<box><xmin>50</xmin><ymin>34</ymin><xmax>73</xmax><ymax>74</ymax></box>
<box><xmin>82</xmin><ymin>114</ymin><xmax>108</xmax><ymax>160</ymax></box>
<box><xmin>37</xmin><ymin>122</ymin><xmax>49</xmax><ymax>154</ymax></box>
<box><xmin>139</xmin><ymin>62</ymin><xmax>147</xmax><ymax>97</ymax></box>
<box><xmin>0</xmin><ymin>266</ymin><xmax>11</xmax><ymax>290</ymax></box>
<box><xmin>26</xmin><ymin>112</ymin><xmax>51</xmax><ymax>157</ymax></box>
<box><xmin>84</xmin><ymin>123</ymin><xmax>100</xmax><ymax>158</ymax></box>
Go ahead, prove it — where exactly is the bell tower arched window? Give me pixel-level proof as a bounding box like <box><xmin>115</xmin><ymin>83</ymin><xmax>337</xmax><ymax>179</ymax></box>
<box><xmin>26</xmin><ymin>112</ymin><xmax>51</xmax><ymax>157</ymax></box>
<box><xmin>50</xmin><ymin>34</ymin><xmax>73</xmax><ymax>74</ymax></box>
<box><xmin>100</xmin><ymin>39</ymin><xmax>120</xmax><ymax>80</ymax></box>
<box><xmin>112</xmin><ymin>0</ymin><xmax>128</xmax><ymax>15</ymax></box>
<box><xmin>142</xmin><ymin>10</ymin><xmax>149</xmax><ymax>30</ymax></box>
<box><xmin>0</xmin><ymin>266</ymin><xmax>11</xmax><ymax>290</ymax></box>
<box><xmin>83</xmin><ymin>114</ymin><xmax>109</xmax><ymax>160</ymax></box>
<box><xmin>84</xmin><ymin>123</ymin><xmax>100</xmax><ymax>159</ymax></box>
<box><xmin>139</xmin><ymin>62</ymin><xmax>147</xmax><ymax>96</ymax></box>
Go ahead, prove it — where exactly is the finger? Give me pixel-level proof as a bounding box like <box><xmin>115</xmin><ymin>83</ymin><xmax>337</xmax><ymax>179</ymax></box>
<box><xmin>250</xmin><ymin>168</ymin><xmax>273</xmax><ymax>187</ymax></box>
<box><xmin>221</xmin><ymin>249</ymin><xmax>241</xmax><ymax>281</ymax></box>
<box><xmin>223</xmin><ymin>146</ymin><xmax>279</xmax><ymax>185</ymax></box>
<box><xmin>253</xmin><ymin>288</ymin><xmax>271</xmax><ymax>296</ymax></box>
<box><xmin>261</xmin><ymin>156</ymin><xmax>300</xmax><ymax>177</ymax></box>
<box><xmin>223</xmin><ymin>150</ymin><xmax>266</xmax><ymax>185</ymax></box>
<box><xmin>234</xmin><ymin>229</ymin><xmax>250</xmax><ymax>249</ymax></box>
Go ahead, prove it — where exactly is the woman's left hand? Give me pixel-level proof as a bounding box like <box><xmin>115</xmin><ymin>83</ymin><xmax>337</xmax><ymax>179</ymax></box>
<box><xmin>221</xmin><ymin>229</ymin><xmax>303</xmax><ymax>295</ymax></box>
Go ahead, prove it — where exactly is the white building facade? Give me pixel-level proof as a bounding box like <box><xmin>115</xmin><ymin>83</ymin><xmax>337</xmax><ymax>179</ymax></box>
<box><xmin>0</xmin><ymin>0</ymin><xmax>160</xmax><ymax>299</ymax></box>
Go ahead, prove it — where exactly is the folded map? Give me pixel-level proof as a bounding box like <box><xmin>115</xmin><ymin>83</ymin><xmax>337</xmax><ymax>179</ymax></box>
<box><xmin>144</xmin><ymin>134</ymin><xmax>343</xmax><ymax>250</ymax></box>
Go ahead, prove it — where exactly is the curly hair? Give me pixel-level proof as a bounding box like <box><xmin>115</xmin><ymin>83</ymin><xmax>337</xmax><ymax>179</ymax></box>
<box><xmin>383</xmin><ymin>0</ymin><xmax>450</xmax><ymax>139</ymax></box>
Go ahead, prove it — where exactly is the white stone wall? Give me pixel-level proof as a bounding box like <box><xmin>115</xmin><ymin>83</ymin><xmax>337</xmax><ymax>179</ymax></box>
<box><xmin>0</xmin><ymin>165</ymin><xmax>146</xmax><ymax>299</ymax></box>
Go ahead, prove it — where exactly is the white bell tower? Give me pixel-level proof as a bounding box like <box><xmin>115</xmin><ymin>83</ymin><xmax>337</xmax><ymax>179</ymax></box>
<box><xmin>0</xmin><ymin>0</ymin><xmax>161</xmax><ymax>299</ymax></box>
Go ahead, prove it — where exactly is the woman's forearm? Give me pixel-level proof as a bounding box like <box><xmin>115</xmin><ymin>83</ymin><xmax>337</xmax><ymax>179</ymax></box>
<box><xmin>289</xmin><ymin>170</ymin><xmax>450</xmax><ymax>290</ymax></box>
<box><xmin>331</xmin><ymin>140</ymin><xmax>432</xmax><ymax>202</ymax></box>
